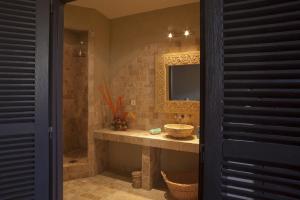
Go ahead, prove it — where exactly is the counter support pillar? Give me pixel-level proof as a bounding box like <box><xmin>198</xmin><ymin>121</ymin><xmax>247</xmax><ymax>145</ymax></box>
<box><xmin>142</xmin><ymin>146</ymin><xmax>161</xmax><ymax>190</ymax></box>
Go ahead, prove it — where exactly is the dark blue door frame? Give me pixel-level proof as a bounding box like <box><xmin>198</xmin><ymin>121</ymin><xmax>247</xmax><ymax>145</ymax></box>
<box><xmin>50</xmin><ymin>0</ymin><xmax>64</xmax><ymax>200</ymax></box>
<box><xmin>50</xmin><ymin>1</ymin><xmax>78</xmax><ymax>199</ymax></box>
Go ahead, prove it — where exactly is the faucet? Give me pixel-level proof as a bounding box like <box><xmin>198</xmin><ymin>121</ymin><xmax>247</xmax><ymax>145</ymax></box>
<box><xmin>174</xmin><ymin>114</ymin><xmax>192</xmax><ymax>124</ymax></box>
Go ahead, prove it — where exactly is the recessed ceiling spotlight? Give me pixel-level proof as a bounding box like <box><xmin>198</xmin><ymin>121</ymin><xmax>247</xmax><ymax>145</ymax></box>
<box><xmin>168</xmin><ymin>32</ymin><xmax>173</xmax><ymax>38</ymax></box>
<box><xmin>184</xmin><ymin>30</ymin><xmax>190</xmax><ymax>37</ymax></box>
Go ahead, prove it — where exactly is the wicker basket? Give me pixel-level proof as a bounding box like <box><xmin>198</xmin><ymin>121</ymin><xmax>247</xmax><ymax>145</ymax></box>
<box><xmin>131</xmin><ymin>171</ymin><xmax>142</xmax><ymax>188</ymax></box>
<box><xmin>161</xmin><ymin>171</ymin><xmax>199</xmax><ymax>200</ymax></box>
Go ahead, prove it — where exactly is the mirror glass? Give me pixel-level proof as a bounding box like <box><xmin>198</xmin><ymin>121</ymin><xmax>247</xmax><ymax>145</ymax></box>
<box><xmin>169</xmin><ymin>64</ymin><xmax>200</xmax><ymax>101</ymax></box>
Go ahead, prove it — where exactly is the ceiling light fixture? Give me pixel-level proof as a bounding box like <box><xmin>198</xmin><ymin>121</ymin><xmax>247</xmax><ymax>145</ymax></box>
<box><xmin>167</xmin><ymin>29</ymin><xmax>193</xmax><ymax>39</ymax></box>
<box><xmin>184</xmin><ymin>30</ymin><xmax>190</xmax><ymax>37</ymax></box>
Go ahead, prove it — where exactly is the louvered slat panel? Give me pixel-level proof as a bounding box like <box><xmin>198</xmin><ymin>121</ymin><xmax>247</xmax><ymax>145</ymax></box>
<box><xmin>0</xmin><ymin>0</ymin><xmax>35</xmax><ymax>124</ymax></box>
<box><xmin>221</xmin><ymin>159</ymin><xmax>300</xmax><ymax>200</ymax></box>
<box><xmin>225</xmin><ymin>60</ymin><xmax>300</xmax><ymax>71</ymax></box>
<box><xmin>0</xmin><ymin>132</ymin><xmax>34</xmax><ymax>200</ymax></box>
<box><xmin>221</xmin><ymin>0</ymin><xmax>300</xmax><ymax>199</ymax></box>
<box><xmin>224</xmin><ymin>1</ymin><xmax>300</xmax><ymax>20</ymax></box>
<box><xmin>0</xmin><ymin>0</ymin><xmax>37</xmax><ymax>199</ymax></box>
<box><xmin>0</xmin><ymin>1</ymin><xmax>36</xmax><ymax>13</ymax></box>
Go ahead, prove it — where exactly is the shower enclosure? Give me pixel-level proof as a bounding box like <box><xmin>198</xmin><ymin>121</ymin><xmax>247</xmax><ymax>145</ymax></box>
<box><xmin>63</xmin><ymin>29</ymin><xmax>89</xmax><ymax>180</ymax></box>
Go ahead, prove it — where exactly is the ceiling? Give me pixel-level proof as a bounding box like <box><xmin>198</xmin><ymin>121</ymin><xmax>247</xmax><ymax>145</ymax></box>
<box><xmin>70</xmin><ymin>0</ymin><xmax>200</xmax><ymax>19</ymax></box>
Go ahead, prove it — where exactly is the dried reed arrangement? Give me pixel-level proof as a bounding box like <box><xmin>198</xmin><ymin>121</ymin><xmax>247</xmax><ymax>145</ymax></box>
<box><xmin>99</xmin><ymin>84</ymin><xmax>129</xmax><ymax>131</ymax></box>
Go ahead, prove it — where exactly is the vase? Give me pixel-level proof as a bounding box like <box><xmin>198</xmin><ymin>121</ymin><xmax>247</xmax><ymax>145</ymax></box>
<box><xmin>111</xmin><ymin>117</ymin><xmax>128</xmax><ymax>131</ymax></box>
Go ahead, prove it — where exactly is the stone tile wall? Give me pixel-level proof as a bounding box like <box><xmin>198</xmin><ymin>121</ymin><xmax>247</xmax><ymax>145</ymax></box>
<box><xmin>108</xmin><ymin>3</ymin><xmax>200</xmax><ymax>176</ymax></box>
<box><xmin>63</xmin><ymin>29</ymin><xmax>88</xmax><ymax>156</ymax></box>
<box><xmin>110</xmin><ymin>3</ymin><xmax>201</xmax><ymax>131</ymax></box>
<box><xmin>111</xmin><ymin>41</ymin><xmax>200</xmax><ymax>131</ymax></box>
<box><xmin>64</xmin><ymin>3</ymin><xmax>200</xmax><ymax>178</ymax></box>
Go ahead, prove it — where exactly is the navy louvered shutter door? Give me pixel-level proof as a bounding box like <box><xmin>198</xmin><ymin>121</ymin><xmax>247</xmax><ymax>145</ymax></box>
<box><xmin>0</xmin><ymin>0</ymin><xmax>50</xmax><ymax>199</ymax></box>
<box><xmin>203</xmin><ymin>1</ymin><xmax>300</xmax><ymax>200</ymax></box>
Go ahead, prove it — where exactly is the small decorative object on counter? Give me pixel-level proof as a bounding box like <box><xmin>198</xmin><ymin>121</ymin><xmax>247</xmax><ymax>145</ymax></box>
<box><xmin>149</xmin><ymin>128</ymin><xmax>162</xmax><ymax>135</ymax></box>
<box><xmin>131</xmin><ymin>171</ymin><xmax>142</xmax><ymax>189</ymax></box>
<box><xmin>99</xmin><ymin>84</ymin><xmax>135</xmax><ymax>131</ymax></box>
<box><xmin>111</xmin><ymin>117</ymin><xmax>128</xmax><ymax>131</ymax></box>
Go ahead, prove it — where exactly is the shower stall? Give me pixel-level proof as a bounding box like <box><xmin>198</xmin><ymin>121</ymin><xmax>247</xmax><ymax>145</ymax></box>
<box><xmin>63</xmin><ymin>29</ymin><xmax>89</xmax><ymax>180</ymax></box>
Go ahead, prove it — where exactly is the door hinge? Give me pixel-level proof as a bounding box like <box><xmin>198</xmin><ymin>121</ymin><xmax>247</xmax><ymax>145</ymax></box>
<box><xmin>49</xmin><ymin>126</ymin><xmax>53</xmax><ymax>139</ymax></box>
<box><xmin>200</xmin><ymin>144</ymin><xmax>205</xmax><ymax>164</ymax></box>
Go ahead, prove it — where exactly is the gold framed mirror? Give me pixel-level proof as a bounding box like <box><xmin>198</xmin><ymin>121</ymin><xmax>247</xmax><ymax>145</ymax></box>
<box><xmin>155</xmin><ymin>51</ymin><xmax>200</xmax><ymax>114</ymax></box>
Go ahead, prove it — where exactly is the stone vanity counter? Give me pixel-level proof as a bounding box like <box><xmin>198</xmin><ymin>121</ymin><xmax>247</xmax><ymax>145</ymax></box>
<box><xmin>94</xmin><ymin>129</ymin><xmax>200</xmax><ymax>190</ymax></box>
<box><xmin>94</xmin><ymin>129</ymin><xmax>200</xmax><ymax>154</ymax></box>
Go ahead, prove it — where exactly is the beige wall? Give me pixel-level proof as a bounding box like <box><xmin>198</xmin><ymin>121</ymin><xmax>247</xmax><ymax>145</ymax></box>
<box><xmin>64</xmin><ymin>5</ymin><xmax>111</xmax><ymax>175</ymax></box>
<box><xmin>109</xmin><ymin>3</ymin><xmax>200</xmax><ymax>176</ymax></box>
<box><xmin>64</xmin><ymin>5</ymin><xmax>111</xmax><ymax>124</ymax></box>
<box><xmin>64</xmin><ymin>3</ymin><xmax>200</xmax><ymax>178</ymax></box>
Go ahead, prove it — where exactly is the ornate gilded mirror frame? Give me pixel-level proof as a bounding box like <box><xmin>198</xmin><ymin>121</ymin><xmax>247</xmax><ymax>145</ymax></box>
<box><xmin>155</xmin><ymin>51</ymin><xmax>200</xmax><ymax>114</ymax></box>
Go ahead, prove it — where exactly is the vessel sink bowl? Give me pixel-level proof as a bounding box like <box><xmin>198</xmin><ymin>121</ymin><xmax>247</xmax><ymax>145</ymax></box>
<box><xmin>164</xmin><ymin>124</ymin><xmax>194</xmax><ymax>139</ymax></box>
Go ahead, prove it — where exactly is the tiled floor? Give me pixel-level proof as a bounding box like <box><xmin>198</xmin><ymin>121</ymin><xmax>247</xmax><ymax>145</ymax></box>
<box><xmin>64</xmin><ymin>172</ymin><xmax>168</xmax><ymax>200</ymax></box>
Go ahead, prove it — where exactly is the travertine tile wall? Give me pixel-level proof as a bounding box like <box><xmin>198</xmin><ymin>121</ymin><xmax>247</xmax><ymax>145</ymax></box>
<box><xmin>108</xmin><ymin>3</ymin><xmax>200</xmax><ymax>175</ymax></box>
<box><xmin>110</xmin><ymin>3</ymin><xmax>200</xmax><ymax>131</ymax></box>
<box><xmin>110</xmin><ymin>42</ymin><xmax>200</xmax><ymax>130</ymax></box>
<box><xmin>64</xmin><ymin>3</ymin><xmax>200</xmax><ymax>177</ymax></box>
<box><xmin>63</xmin><ymin>29</ymin><xmax>88</xmax><ymax>156</ymax></box>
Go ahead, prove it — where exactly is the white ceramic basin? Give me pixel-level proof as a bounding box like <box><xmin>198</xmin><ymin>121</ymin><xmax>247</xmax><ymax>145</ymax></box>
<box><xmin>164</xmin><ymin>124</ymin><xmax>194</xmax><ymax>138</ymax></box>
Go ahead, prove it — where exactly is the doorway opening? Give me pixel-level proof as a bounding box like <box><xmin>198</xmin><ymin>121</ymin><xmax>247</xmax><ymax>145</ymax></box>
<box><xmin>59</xmin><ymin>1</ymin><xmax>201</xmax><ymax>200</ymax></box>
